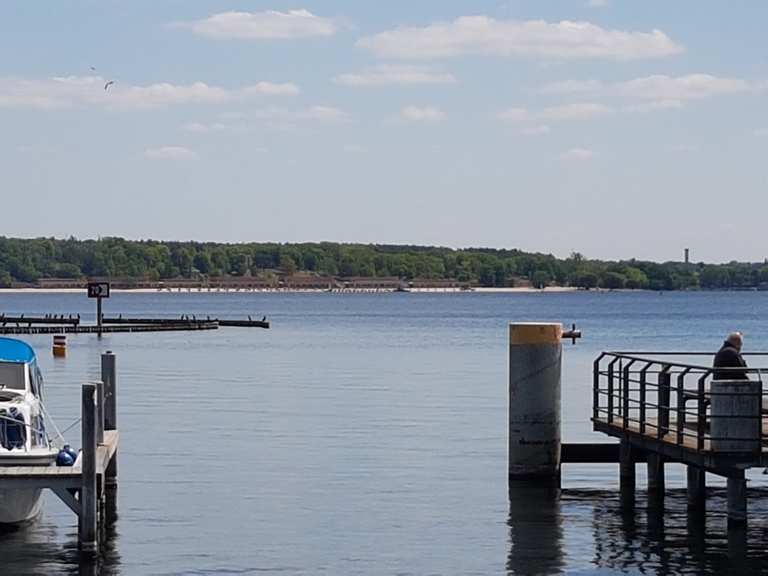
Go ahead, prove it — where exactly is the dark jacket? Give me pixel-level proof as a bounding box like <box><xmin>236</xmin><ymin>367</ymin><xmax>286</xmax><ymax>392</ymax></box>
<box><xmin>713</xmin><ymin>341</ymin><xmax>749</xmax><ymax>380</ymax></box>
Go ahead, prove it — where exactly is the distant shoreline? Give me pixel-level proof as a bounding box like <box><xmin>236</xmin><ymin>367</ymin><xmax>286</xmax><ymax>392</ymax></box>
<box><xmin>0</xmin><ymin>286</ymin><xmax>581</xmax><ymax>295</ymax></box>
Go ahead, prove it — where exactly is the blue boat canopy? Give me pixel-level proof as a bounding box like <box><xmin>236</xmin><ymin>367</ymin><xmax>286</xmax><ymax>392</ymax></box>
<box><xmin>0</xmin><ymin>338</ymin><xmax>36</xmax><ymax>364</ymax></box>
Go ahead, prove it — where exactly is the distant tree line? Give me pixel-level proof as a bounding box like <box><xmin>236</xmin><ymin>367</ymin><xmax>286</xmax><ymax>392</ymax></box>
<box><xmin>0</xmin><ymin>236</ymin><xmax>766</xmax><ymax>290</ymax></box>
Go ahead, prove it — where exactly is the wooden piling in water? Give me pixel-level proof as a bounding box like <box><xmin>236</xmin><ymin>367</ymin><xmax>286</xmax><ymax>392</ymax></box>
<box><xmin>619</xmin><ymin>440</ymin><xmax>636</xmax><ymax>509</ymax></box>
<box><xmin>102</xmin><ymin>351</ymin><xmax>118</xmax><ymax>486</ymax></box>
<box><xmin>727</xmin><ymin>470</ymin><xmax>747</xmax><ymax>527</ymax></box>
<box><xmin>687</xmin><ymin>466</ymin><xmax>706</xmax><ymax>511</ymax></box>
<box><xmin>647</xmin><ymin>452</ymin><xmax>665</xmax><ymax>509</ymax></box>
<box><xmin>80</xmin><ymin>383</ymin><xmax>98</xmax><ymax>553</ymax></box>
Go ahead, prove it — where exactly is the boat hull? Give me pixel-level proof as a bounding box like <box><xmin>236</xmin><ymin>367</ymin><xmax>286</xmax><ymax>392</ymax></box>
<box><xmin>0</xmin><ymin>488</ymin><xmax>43</xmax><ymax>524</ymax></box>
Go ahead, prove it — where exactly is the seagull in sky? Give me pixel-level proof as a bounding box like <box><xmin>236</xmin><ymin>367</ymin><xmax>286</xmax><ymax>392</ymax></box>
<box><xmin>104</xmin><ymin>80</ymin><xmax>115</xmax><ymax>91</ymax></box>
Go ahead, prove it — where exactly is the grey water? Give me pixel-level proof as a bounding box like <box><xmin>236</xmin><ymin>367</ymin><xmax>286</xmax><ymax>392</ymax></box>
<box><xmin>1</xmin><ymin>291</ymin><xmax>768</xmax><ymax>575</ymax></box>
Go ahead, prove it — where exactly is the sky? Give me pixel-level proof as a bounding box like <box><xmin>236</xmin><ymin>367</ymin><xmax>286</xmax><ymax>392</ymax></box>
<box><xmin>1</xmin><ymin>1</ymin><xmax>766</xmax><ymax>263</ymax></box>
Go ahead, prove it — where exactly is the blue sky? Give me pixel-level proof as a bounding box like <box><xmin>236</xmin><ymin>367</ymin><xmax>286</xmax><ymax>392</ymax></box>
<box><xmin>1</xmin><ymin>1</ymin><xmax>766</xmax><ymax>262</ymax></box>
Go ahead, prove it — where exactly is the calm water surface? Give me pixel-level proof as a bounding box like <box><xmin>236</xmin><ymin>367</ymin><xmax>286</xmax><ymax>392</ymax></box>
<box><xmin>0</xmin><ymin>291</ymin><xmax>767</xmax><ymax>575</ymax></box>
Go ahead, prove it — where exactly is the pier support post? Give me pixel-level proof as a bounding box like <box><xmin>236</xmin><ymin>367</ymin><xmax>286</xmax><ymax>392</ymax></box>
<box><xmin>687</xmin><ymin>466</ymin><xmax>706</xmax><ymax>511</ymax></box>
<box><xmin>508</xmin><ymin>323</ymin><xmax>562</xmax><ymax>481</ymax></box>
<box><xmin>102</xmin><ymin>351</ymin><xmax>118</xmax><ymax>487</ymax></box>
<box><xmin>619</xmin><ymin>440</ymin><xmax>636</xmax><ymax>509</ymax></box>
<box><xmin>80</xmin><ymin>383</ymin><xmax>98</xmax><ymax>554</ymax></box>
<box><xmin>647</xmin><ymin>452</ymin><xmax>664</xmax><ymax>508</ymax></box>
<box><xmin>95</xmin><ymin>381</ymin><xmax>104</xmax><ymax>445</ymax></box>
<box><xmin>727</xmin><ymin>470</ymin><xmax>747</xmax><ymax>527</ymax></box>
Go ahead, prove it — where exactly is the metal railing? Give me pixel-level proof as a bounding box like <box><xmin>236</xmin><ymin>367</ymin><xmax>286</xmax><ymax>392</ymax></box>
<box><xmin>593</xmin><ymin>352</ymin><xmax>768</xmax><ymax>455</ymax></box>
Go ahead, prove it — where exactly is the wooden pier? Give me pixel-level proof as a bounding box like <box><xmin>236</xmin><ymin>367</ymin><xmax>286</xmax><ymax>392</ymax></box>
<box><xmin>0</xmin><ymin>314</ymin><xmax>269</xmax><ymax>335</ymax></box>
<box><xmin>592</xmin><ymin>351</ymin><xmax>768</xmax><ymax>527</ymax></box>
<box><xmin>0</xmin><ymin>352</ymin><xmax>120</xmax><ymax>554</ymax></box>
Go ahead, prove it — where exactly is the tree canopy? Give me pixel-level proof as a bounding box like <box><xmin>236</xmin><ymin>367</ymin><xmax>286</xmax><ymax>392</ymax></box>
<box><xmin>0</xmin><ymin>236</ymin><xmax>765</xmax><ymax>290</ymax></box>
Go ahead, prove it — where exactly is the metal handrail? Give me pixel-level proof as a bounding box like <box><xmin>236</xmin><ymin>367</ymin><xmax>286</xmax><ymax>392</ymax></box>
<box><xmin>593</xmin><ymin>351</ymin><xmax>767</xmax><ymax>457</ymax></box>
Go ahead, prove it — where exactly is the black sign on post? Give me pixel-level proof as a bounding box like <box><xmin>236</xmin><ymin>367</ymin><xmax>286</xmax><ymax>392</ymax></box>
<box><xmin>87</xmin><ymin>282</ymin><xmax>110</xmax><ymax>299</ymax></box>
<box><xmin>87</xmin><ymin>282</ymin><xmax>110</xmax><ymax>334</ymax></box>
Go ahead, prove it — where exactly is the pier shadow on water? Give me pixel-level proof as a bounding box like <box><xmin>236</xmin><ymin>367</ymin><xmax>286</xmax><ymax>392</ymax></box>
<box><xmin>508</xmin><ymin>483</ymin><xmax>768</xmax><ymax>575</ymax></box>
<box><xmin>0</xmin><ymin>503</ymin><xmax>121</xmax><ymax>575</ymax></box>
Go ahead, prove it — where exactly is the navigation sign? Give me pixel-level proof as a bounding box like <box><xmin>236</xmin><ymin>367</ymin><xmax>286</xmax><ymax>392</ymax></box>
<box><xmin>87</xmin><ymin>282</ymin><xmax>110</xmax><ymax>299</ymax></box>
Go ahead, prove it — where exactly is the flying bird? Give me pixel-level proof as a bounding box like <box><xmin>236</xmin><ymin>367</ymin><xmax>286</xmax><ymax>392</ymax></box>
<box><xmin>90</xmin><ymin>66</ymin><xmax>97</xmax><ymax>72</ymax></box>
<box><xmin>104</xmin><ymin>80</ymin><xmax>115</xmax><ymax>91</ymax></box>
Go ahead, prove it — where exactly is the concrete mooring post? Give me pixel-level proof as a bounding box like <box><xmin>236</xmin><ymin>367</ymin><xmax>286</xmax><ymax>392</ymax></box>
<box><xmin>508</xmin><ymin>323</ymin><xmax>562</xmax><ymax>481</ymax></box>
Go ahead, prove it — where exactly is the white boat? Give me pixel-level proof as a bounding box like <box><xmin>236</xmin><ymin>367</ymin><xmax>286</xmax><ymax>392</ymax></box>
<box><xmin>0</xmin><ymin>338</ymin><xmax>60</xmax><ymax>524</ymax></box>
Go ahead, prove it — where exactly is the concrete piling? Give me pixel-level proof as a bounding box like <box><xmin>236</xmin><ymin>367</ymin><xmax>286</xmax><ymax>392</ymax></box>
<box><xmin>710</xmin><ymin>380</ymin><xmax>761</xmax><ymax>453</ymax></box>
<box><xmin>508</xmin><ymin>323</ymin><xmax>562</xmax><ymax>480</ymax></box>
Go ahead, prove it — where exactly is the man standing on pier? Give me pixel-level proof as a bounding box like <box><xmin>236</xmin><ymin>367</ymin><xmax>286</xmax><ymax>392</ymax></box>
<box><xmin>713</xmin><ymin>331</ymin><xmax>749</xmax><ymax>380</ymax></box>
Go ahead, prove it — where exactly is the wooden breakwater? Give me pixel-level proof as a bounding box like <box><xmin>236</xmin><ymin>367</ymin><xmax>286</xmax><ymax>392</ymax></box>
<box><xmin>0</xmin><ymin>314</ymin><xmax>270</xmax><ymax>335</ymax></box>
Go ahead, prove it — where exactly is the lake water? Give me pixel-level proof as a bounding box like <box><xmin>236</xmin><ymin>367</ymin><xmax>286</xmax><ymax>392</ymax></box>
<box><xmin>0</xmin><ymin>291</ymin><xmax>767</xmax><ymax>575</ymax></box>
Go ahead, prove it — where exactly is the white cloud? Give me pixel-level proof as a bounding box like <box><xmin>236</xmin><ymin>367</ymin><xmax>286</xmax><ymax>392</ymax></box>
<box><xmin>401</xmin><ymin>106</ymin><xmax>446</xmax><ymax>122</ymax></box>
<box><xmin>182</xmin><ymin>106</ymin><xmax>349</xmax><ymax>134</ymax></box>
<box><xmin>244</xmin><ymin>82</ymin><xmax>300</xmax><ymax>96</ymax></box>
<box><xmin>499</xmin><ymin>102</ymin><xmax>610</xmax><ymax>123</ymax></box>
<box><xmin>616</xmin><ymin>74</ymin><xmax>750</xmax><ymax>101</ymax></box>
<box><xmin>176</xmin><ymin>9</ymin><xmax>337</xmax><ymax>40</ymax></box>
<box><xmin>0</xmin><ymin>76</ymin><xmax>300</xmax><ymax>110</ymax></box>
<box><xmin>334</xmin><ymin>65</ymin><xmax>456</xmax><ymax>87</ymax></box>
<box><xmin>358</xmin><ymin>17</ymin><xmax>682</xmax><ymax>60</ymax></box>
<box><xmin>145</xmin><ymin>146</ymin><xmax>197</xmax><ymax>160</ymax></box>
<box><xmin>521</xmin><ymin>125</ymin><xmax>551</xmax><ymax>136</ymax></box>
<box><xmin>560</xmin><ymin>148</ymin><xmax>594</xmax><ymax>160</ymax></box>
<box><xmin>543</xmin><ymin>74</ymin><xmax>752</xmax><ymax>101</ymax></box>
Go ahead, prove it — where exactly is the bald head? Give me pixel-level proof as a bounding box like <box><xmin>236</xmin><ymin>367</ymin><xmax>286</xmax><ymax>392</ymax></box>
<box><xmin>727</xmin><ymin>331</ymin><xmax>744</xmax><ymax>351</ymax></box>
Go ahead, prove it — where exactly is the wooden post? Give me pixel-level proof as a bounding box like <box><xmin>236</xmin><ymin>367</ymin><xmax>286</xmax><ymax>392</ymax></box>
<box><xmin>727</xmin><ymin>470</ymin><xmax>747</xmax><ymax>527</ymax></box>
<box><xmin>80</xmin><ymin>383</ymin><xmax>98</xmax><ymax>554</ymax></box>
<box><xmin>96</xmin><ymin>297</ymin><xmax>103</xmax><ymax>336</ymax></box>
<box><xmin>647</xmin><ymin>452</ymin><xmax>665</xmax><ymax>509</ymax></box>
<box><xmin>95</xmin><ymin>381</ymin><xmax>104</xmax><ymax>445</ymax></box>
<box><xmin>687</xmin><ymin>466</ymin><xmax>706</xmax><ymax>511</ymax></box>
<box><xmin>619</xmin><ymin>440</ymin><xmax>636</xmax><ymax>509</ymax></box>
<box><xmin>101</xmin><ymin>351</ymin><xmax>118</xmax><ymax>489</ymax></box>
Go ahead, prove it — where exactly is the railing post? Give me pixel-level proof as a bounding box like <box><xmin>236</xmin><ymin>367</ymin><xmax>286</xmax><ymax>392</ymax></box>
<box><xmin>639</xmin><ymin>364</ymin><xmax>650</xmax><ymax>435</ymax></box>
<box><xmin>593</xmin><ymin>357</ymin><xmax>601</xmax><ymax>422</ymax></box>
<box><xmin>607</xmin><ymin>359</ymin><xmax>618</xmax><ymax>424</ymax></box>
<box><xmin>676</xmin><ymin>369</ymin><xmax>690</xmax><ymax>445</ymax></box>
<box><xmin>657</xmin><ymin>366</ymin><xmax>671</xmax><ymax>440</ymax></box>
<box><xmin>697</xmin><ymin>374</ymin><xmax>707</xmax><ymax>452</ymax></box>
<box><xmin>622</xmin><ymin>361</ymin><xmax>636</xmax><ymax>430</ymax></box>
<box><xmin>80</xmin><ymin>383</ymin><xmax>98</xmax><ymax>554</ymax></box>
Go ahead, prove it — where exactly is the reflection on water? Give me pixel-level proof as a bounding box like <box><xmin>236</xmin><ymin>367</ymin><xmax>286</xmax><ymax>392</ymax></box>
<box><xmin>508</xmin><ymin>484</ymin><xmax>768</xmax><ymax>575</ymax></box>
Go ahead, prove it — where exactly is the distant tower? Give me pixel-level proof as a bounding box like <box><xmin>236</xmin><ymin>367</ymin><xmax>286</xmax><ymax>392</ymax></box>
<box><xmin>684</xmin><ymin>248</ymin><xmax>690</xmax><ymax>264</ymax></box>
